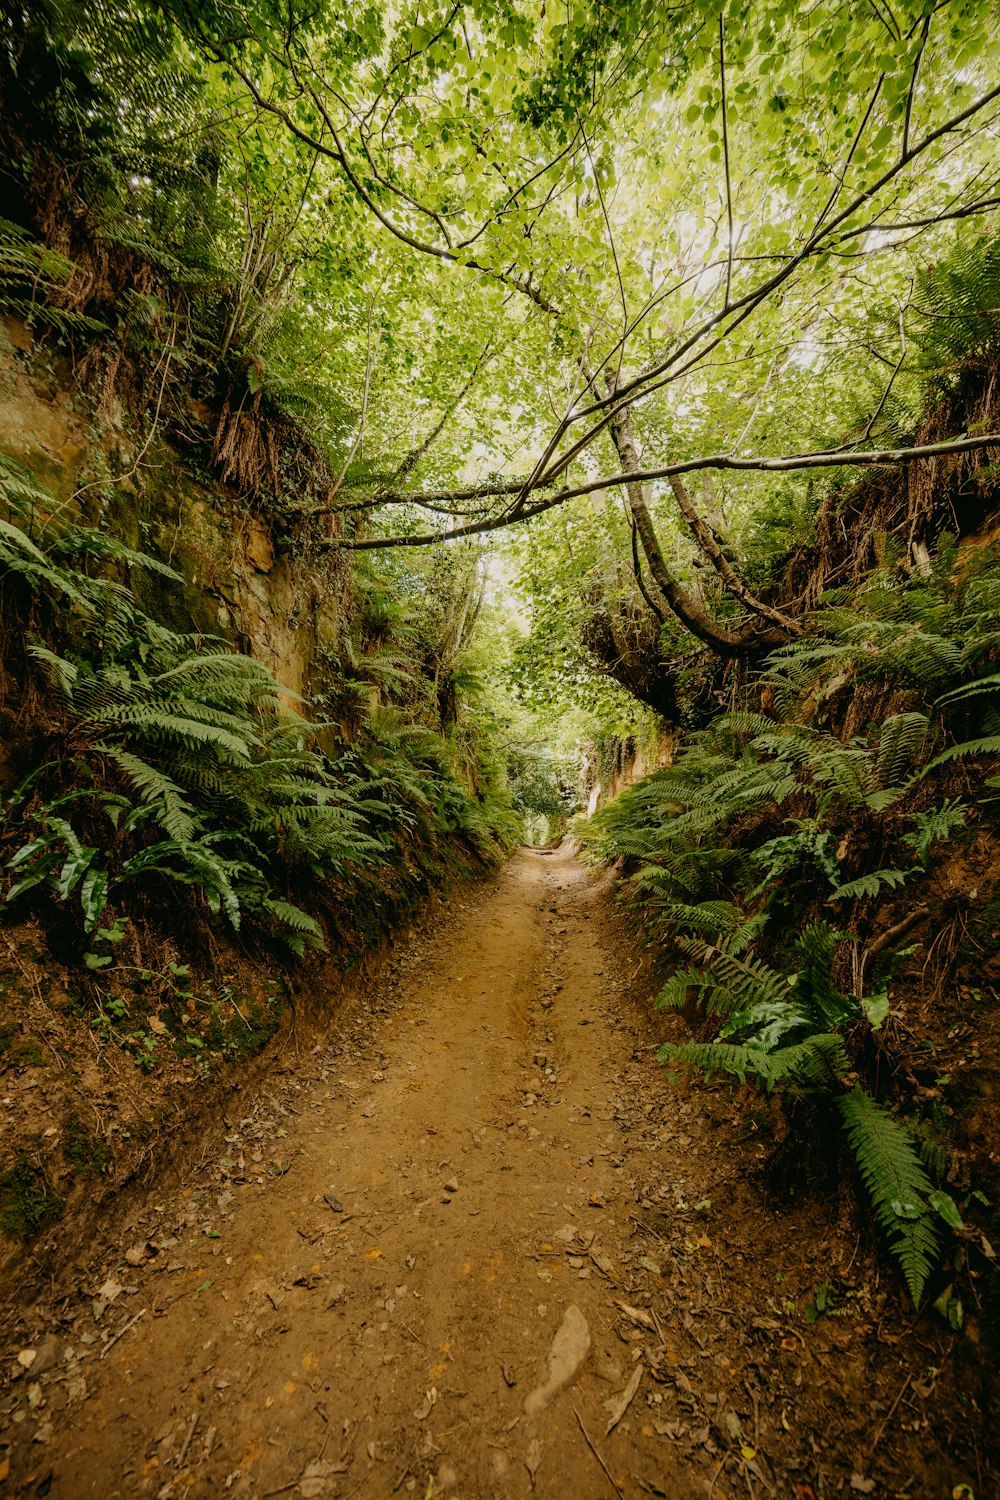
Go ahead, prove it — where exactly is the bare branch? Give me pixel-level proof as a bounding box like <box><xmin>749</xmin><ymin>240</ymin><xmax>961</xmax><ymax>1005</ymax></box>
<box><xmin>328</xmin><ymin>282</ymin><xmax>383</xmax><ymax>501</ymax></box>
<box><xmin>719</xmin><ymin>17</ymin><xmax>734</xmax><ymax>311</ymax></box>
<box><xmin>327</xmin><ymin>433</ymin><xmax>1000</xmax><ymax>550</ymax></box>
<box><xmin>902</xmin><ymin>14</ymin><xmax>932</xmax><ymax>160</ymax></box>
<box><xmin>809</xmin><ymin>76</ymin><xmax>885</xmax><ymax>241</ymax></box>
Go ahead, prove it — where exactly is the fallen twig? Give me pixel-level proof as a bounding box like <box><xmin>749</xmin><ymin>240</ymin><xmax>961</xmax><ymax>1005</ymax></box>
<box><xmin>708</xmin><ymin>1454</ymin><xmax>730</xmax><ymax>1499</ymax></box>
<box><xmin>613</xmin><ymin>1299</ymin><xmax>656</xmax><ymax>1332</ymax></box>
<box><xmin>100</xmin><ymin>1307</ymin><xmax>146</xmax><ymax>1360</ymax></box>
<box><xmin>573</xmin><ymin>1405</ymin><xmax>624</xmax><ymax>1498</ymax></box>
<box><xmin>341</xmin><ymin>1474</ymin><xmax>373</xmax><ymax>1500</ymax></box>
<box><xmin>176</xmin><ymin>1410</ymin><xmax>200</xmax><ymax>1470</ymax></box>
<box><xmin>871</xmin><ymin>1373</ymin><xmax>911</xmax><ymax>1452</ymax></box>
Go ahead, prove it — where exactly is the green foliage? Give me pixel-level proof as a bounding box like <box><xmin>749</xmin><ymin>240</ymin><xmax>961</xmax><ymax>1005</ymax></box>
<box><xmin>828</xmin><ymin>868</ymin><xmax>911</xmax><ymax>903</ymax></box>
<box><xmin>3</xmin><ymin>0</ymin><xmax>999</xmax><ymax>1302</ymax></box>
<box><xmin>0</xmin><ymin>1150</ymin><xmax>63</xmax><ymax>1241</ymax></box>
<box><xmin>0</xmin><ymin>220</ymin><xmax>105</xmax><ymax>335</ymax></box>
<box><xmin>505</xmin><ymin>743</ymin><xmax>576</xmax><ymax>828</ymax></box>
<box><xmin>654</xmin><ymin>919</ymin><xmax>941</xmax><ymax>1302</ymax></box>
<box><xmin>912</xmin><ymin>233</ymin><xmax>1000</xmax><ymax>376</ymax></box>
<box><xmin>836</xmin><ymin>1089</ymin><xmax>941</xmax><ymax>1306</ymax></box>
<box><xmin>581</xmin><ymin>541</ymin><xmax>1000</xmax><ymax>1303</ymax></box>
<box><xmin>0</xmin><ymin>503</ymin><xmax>513</xmax><ymax>957</ymax></box>
<box><xmin>904</xmin><ymin>802</ymin><xmax>968</xmax><ymax>866</ymax></box>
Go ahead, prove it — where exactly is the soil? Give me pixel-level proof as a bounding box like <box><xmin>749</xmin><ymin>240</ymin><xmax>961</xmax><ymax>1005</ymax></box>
<box><xmin>0</xmin><ymin>848</ymin><xmax>993</xmax><ymax>1500</ymax></box>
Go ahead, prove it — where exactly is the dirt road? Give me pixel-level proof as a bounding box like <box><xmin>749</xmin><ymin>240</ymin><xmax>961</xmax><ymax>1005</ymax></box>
<box><xmin>1</xmin><ymin>849</ymin><xmax>988</xmax><ymax>1499</ymax></box>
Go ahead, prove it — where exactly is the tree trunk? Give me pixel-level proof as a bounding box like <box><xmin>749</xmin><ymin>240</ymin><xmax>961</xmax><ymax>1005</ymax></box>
<box><xmin>607</xmin><ymin>402</ymin><xmax>797</xmax><ymax>659</ymax></box>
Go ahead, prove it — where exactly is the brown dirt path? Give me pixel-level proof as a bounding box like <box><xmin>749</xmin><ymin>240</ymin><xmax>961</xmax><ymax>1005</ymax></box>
<box><xmin>1</xmin><ymin>848</ymin><xmax>988</xmax><ymax>1499</ymax></box>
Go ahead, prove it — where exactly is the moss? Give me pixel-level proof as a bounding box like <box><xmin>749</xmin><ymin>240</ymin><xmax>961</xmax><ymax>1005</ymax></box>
<box><xmin>62</xmin><ymin>1113</ymin><xmax>112</xmax><ymax>1176</ymax></box>
<box><xmin>226</xmin><ymin>989</ymin><xmax>284</xmax><ymax>1060</ymax></box>
<box><xmin>0</xmin><ymin>1024</ymin><xmax>45</xmax><ymax>1068</ymax></box>
<box><xmin>0</xmin><ymin>1150</ymin><xmax>63</xmax><ymax>1240</ymax></box>
<box><xmin>968</xmin><ymin>893</ymin><xmax>1000</xmax><ymax>964</ymax></box>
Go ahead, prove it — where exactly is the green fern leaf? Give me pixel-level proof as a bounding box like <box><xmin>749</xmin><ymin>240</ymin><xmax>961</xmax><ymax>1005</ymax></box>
<box><xmin>920</xmin><ymin>736</ymin><xmax>1000</xmax><ymax>775</ymax></box>
<box><xmin>836</xmin><ymin>1087</ymin><xmax>939</xmax><ymax>1304</ymax></box>
<box><xmin>829</xmin><ymin>867</ymin><xmax>912</xmax><ymax>901</ymax></box>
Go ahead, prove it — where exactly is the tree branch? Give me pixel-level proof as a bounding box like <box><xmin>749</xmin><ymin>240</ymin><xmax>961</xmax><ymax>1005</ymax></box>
<box><xmin>606</xmin><ymin>400</ymin><xmax>789</xmax><ymax>658</ymax></box>
<box><xmin>902</xmin><ymin>14</ymin><xmax>932</xmax><ymax>160</ymax></box>
<box><xmin>719</xmin><ymin>16</ymin><xmax>734</xmax><ymax>311</ymax></box>
<box><xmin>334</xmin><ymin>431</ymin><xmax>1000</xmax><ymax>541</ymax></box>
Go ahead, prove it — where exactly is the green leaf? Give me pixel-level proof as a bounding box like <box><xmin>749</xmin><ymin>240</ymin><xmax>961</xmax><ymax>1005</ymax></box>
<box><xmin>861</xmin><ymin>992</ymin><xmax>890</xmax><ymax>1029</ymax></box>
<box><xmin>56</xmin><ymin>848</ymin><xmax>98</xmax><ymax>901</ymax></box>
<box><xmin>837</xmin><ymin>1088</ymin><xmax>939</xmax><ymax>1304</ymax></box>
<box><xmin>928</xmin><ymin>1190</ymin><xmax>964</xmax><ymax>1231</ymax></box>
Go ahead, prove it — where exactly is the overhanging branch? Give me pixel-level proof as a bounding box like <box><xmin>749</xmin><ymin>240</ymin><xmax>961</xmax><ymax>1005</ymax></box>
<box><xmin>326</xmin><ymin>433</ymin><xmax>1000</xmax><ymax>549</ymax></box>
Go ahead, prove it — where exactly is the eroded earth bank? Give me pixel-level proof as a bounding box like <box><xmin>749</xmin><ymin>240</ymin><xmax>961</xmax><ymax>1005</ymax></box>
<box><xmin>1</xmin><ymin>849</ymin><xmax>992</xmax><ymax>1499</ymax></box>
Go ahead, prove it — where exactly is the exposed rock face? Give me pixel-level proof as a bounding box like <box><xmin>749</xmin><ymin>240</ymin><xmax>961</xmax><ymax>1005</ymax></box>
<box><xmin>0</xmin><ymin>323</ymin><xmax>349</xmax><ymax>712</ymax></box>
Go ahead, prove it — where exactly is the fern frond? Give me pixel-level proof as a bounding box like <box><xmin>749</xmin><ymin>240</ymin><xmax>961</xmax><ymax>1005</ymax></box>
<box><xmin>93</xmin><ymin>706</ymin><xmax>256</xmax><ymax>761</ymax></box>
<box><xmin>919</xmin><ymin>736</ymin><xmax>1000</xmax><ymax>775</ymax></box>
<box><xmin>836</xmin><ymin>1087</ymin><xmax>939</xmax><ymax>1304</ymax></box>
<box><xmin>262</xmin><ymin>898</ymin><xmax>326</xmax><ymax>947</ymax></box>
<box><xmin>99</xmin><ymin>746</ymin><xmax>196</xmax><ymax>840</ymax></box>
<box><xmin>874</xmin><ymin>713</ymin><xmax>933</xmax><ymax>786</ymax></box>
<box><xmin>657</xmin><ymin>1039</ymin><xmax>765</xmax><ymax>1083</ymax></box>
<box><xmin>655</xmin><ymin>966</ymin><xmax>716</xmax><ymax>1011</ymax></box>
<box><xmin>828</xmin><ymin>867</ymin><xmax>912</xmax><ymax>901</ymax></box>
<box><xmin>28</xmin><ymin>644</ymin><xmax>80</xmax><ymax>699</ymax></box>
<box><xmin>754</xmin><ymin>1033</ymin><xmax>850</xmax><ymax>1087</ymax></box>
<box><xmin>789</xmin><ymin>922</ymin><xmax>852</xmax><ymax>1027</ymax></box>
<box><xmin>669</xmin><ymin>937</ymin><xmax>791</xmax><ymax>1021</ymax></box>
<box><xmin>935</xmin><ymin>673</ymin><xmax>1000</xmax><ymax>707</ymax></box>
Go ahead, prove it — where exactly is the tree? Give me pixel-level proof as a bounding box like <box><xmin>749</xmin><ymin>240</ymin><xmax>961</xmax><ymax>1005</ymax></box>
<box><xmin>7</xmin><ymin>1</ymin><xmax>1000</xmax><ymax>670</ymax></box>
<box><xmin>163</xmin><ymin>0</ymin><xmax>1000</xmax><ymax>660</ymax></box>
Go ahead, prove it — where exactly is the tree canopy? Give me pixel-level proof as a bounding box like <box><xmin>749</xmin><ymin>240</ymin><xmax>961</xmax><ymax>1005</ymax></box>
<box><xmin>6</xmin><ymin>0</ymin><xmax>1000</xmax><ymax>670</ymax></box>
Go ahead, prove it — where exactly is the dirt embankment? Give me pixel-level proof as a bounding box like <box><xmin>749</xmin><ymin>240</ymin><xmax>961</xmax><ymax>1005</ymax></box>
<box><xmin>1</xmin><ymin>848</ymin><xmax>993</xmax><ymax>1499</ymax></box>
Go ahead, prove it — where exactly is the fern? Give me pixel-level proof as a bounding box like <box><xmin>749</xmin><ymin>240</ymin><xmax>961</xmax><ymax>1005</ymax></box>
<box><xmin>935</xmin><ymin>673</ymin><xmax>1000</xmax><ymax>707</ymax></box>
<box><xmin>0</xmin><ymin>520</ymin><xmax>91</xmax><ymax>608</ymax></box>
<box><xmin>99</xmin><ymin>746</ymin><xmax>197</xmax><ymax>840</ymax></box>
<box><xmin>755</xmin><ymin>1033</ymin><xmax>850</xmax><ymax>1088</ymax></box>
<box><xmin>4</xmin><ymin>495</ymin><xmax>511</xmax><ymax>951</ymax></box>
<box><xmin>837</xmin><ymin>1088</ymin><xmax>939</xmax><ymax>1305</ymax></box>
<box><xmin>919</xmin><ymin>735</ymin><xmax>1000</xmax><ymax>775</ymax></box>
<box><xmin>656</xmin><ymin>965</ymin><xmax>724</xmax><ymax>1012</ymax></box>
<box><xmin>912</xmin><ymin>231</ymin><xmax>1000</xmax><ymax>373</ymax></box>
<box><xmin>670</xmin><ymin>937</ymin><xmax>791</xmax><ymax>1018</ymax></box>
<box><xmin>874</xmin><ymin>713</ymin><xmax>934</xmax><ymax>787</ymax></box>
<box><xmin>657</xmin><ymin>1039</ymin><xmax>766</xmax><ymax>1083</ymax></box>
<box><xmin>828</xmin><ymin>867</ymin><xmax>912</xmax><ymax>902</ymax></box>
<box><xmin>258</xmin><ymin>898</ymin><xmax>326</xmax><ymax>955</ymax></box>
<box><xmin>580</xmin><ymin>534</ymin><xmax>1000</xmax><ymax>1309</ymax></box>
<box><xmin>904</xmin><ymin>802</ymin><xmax>967</xmax><ymax>865</ymax></box>
<box><xmin>645</xmin><ymin>904</ymin><xmax>947</xmax><ymax>1301</ymax></box>
<box><xmin>659</xmin><ymin>1032</ymin><xmax>848</xmax><ymax>1089</ymax></box>
<box><xmin>788</xmin><ymin>923</ymin><xmax>851</xmax><ymax>1029</ymax></box>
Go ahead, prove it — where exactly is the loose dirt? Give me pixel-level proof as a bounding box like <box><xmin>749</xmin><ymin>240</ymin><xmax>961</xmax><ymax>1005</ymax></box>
<box><xmin>1</xmin><ymin>849</ymin><xmax>992</xmax><ymax>1498</ymax></box>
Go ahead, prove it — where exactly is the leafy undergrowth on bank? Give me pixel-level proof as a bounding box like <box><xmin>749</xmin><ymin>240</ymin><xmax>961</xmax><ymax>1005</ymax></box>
<box><xmin>0</xmin><ymin>457</ymin><xmax>520</xmax><ymax>1267</ymax></box>
<box><xmin>583</xmin><ymin>540</ymin><xmax>1000</xmax><ymax>1325</ymax></box>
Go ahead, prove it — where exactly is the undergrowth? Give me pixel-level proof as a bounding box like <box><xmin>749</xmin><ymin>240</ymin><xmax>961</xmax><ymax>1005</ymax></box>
<box><xmin>0</xmin><ymin>457</ymin><xmax>515</xmax><ymax>978</ymax></box>
<box><xmin>583</xmin><ymin>542</ymin><xmax>1000</xmax><ymax>1304</ymax></box>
